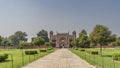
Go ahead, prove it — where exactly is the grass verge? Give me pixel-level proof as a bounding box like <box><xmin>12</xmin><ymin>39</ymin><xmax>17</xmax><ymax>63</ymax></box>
<box><xmin>0</xmin><ymin>48</ymin><xmax>55</xmax><ymax>68</ymax></box>
<box><xmin>69</xmin><ymin>48</ymin><xmax>120</xmax><ymax>68</ymax></box>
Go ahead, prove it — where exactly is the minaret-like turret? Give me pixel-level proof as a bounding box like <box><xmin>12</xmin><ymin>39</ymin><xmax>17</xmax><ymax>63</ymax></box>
<box><xmin>72</xmin><ymin>30</ymin><xmax>76</xmax><ymax>39</ymax></box>
<box><xmin>50</xmin><ymin>31</ymin><xmax>53</xmax><ymax>41</ymax></box>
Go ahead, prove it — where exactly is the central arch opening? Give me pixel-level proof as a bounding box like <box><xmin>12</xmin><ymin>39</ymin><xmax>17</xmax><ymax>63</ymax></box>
<box><xmin>60</xmin><ymin>37</ymin><xmax>66</xmax><ymax>48</ymax></box>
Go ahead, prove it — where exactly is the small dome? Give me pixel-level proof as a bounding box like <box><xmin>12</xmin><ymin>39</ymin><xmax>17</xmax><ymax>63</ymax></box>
<box><xmin>50</xmin><ymin>31</ymin><xmax>53</xmax><ymax>34</ymax></box>
<box><xmin>73</xmin><ymin>30</ymin><xmax>76</xmax><ymax>34</ymax></box>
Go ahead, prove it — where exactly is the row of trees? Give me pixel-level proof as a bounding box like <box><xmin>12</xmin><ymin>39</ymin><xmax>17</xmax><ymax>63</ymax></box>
<box><xmin>0</xmin><ymin>29</ymin><xmax>51</xmax><ymax>48</ymax></box>
<box><xmin>0</xmin><ymin>31</ymin><xmax>28</xmax><ymax>48</ymax></box>
<box><xmin>71</xmin><ymin>24</ymin><xmax>118</xmax><ymax>55</ymax></box>
<box><xmin>0</xmin><ymin>24</ymin><xmax>120</xmax><ymax>50</ymax></box>
<box><xmin>71</xmin><ymin>24</ymin><xmax>119</xmax><ymax>48</ymax></box>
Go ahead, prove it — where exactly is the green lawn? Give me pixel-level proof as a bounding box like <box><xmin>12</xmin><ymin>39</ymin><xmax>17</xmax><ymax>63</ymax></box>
<box><xmin>69</xmin><ymin>48</ymin><xmax>120</xmax><ymax>68</ymax></box>
<box><xmin>0</xmin><ymin>48</ymin><xmax>55</xmax><ymax>68</ymax></box>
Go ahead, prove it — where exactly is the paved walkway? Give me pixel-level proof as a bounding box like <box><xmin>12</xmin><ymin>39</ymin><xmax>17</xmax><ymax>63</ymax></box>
<box><xmin>23</xmin><ymin>49</ymin><xmax>95</xmax><ymax>68</ymax></box>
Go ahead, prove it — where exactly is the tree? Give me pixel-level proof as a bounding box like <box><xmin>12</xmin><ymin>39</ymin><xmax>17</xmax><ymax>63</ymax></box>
<box><xmin>108</xmin><ymin>34</ymin><xmax>116</xmax><ymax>44</ymax></box>
<box><xmin>37</xmin><ymin>29</ymin><xmax>49</xmax><ymax>42</ymax></box>
<box><xmin>89</xmin><ymin>24</ymin><xmax>115</xmax><ymax>55</ymax></box>
<box><xmin>0</xmin><ymin>36</ymin><xmax>3</xmax><ymax>46</ymax></box>
<box><xmin>1</xmin><ymin>38</ymin><xmax>10</xmax><ymax>48</ymax></box>
<box><xmin>32</xmin><ymin>37</ymin><xmax>45</xmax><ymax>49</ymax></box>
<box><xmin>45</xmin><ymin>42</ymin><xmax>50</xmax><ymax>47</ymax></box>
<box><xmin>9</xmin><ymin>31</ymin><xmax>27</xmax><ymax>46</ymax></box>
<box><xmin>79</xmin><ymin>29</ymin><xmax>87</xmax><ymax>36</ymax></box>
<box><xmin>9</xmin><ymin>35</ymin><xmax>18</xmax><ymax>46</ymax></box>
<box><xmin>78</xmin><ymin>29</ymin><xmax>89</xmax><ymax>48</ymax></box>
<box><xmin>49</xmin><ymin>41</ymin><xmax>54</xmax><ymax>47</ymax></box>
<box><xmin>112</xmin><ymin>42</ymin><xmax>117</xmax><ymax>46</ymax></box>
<box><xmin>71</xmin><ymin>39</ymin><xmax>78</xmax><ymax>48</ymax></box>
<box><xmin>19</xmin><ymin>41</ymin><xmax>28</xmax><ymax>49</ymax></box>
<box><xmin>112</xmin><ymin>37</ymin><xmax>120</xmax><ymax>46</ymax></box>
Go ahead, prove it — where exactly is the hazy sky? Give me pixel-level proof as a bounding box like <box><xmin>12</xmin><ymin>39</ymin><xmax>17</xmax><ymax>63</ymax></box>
<box><xmin>0</xmin><ymin>0</ymin><xmax>120</xmax><ymax>41</ymax></box>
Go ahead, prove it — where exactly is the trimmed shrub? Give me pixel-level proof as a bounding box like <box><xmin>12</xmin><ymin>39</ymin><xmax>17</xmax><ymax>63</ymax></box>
<box><xmin>75</xmin><ymin>48</ymin><xmax>78</xmax><ymax>50</ymax></box>
<box><xmin>79</xmin><ymin>49</ymin><xmax>85</xmax><ymax>51</ymax></box>
<box><xmin>113</xmin><ymin>53</ymin><xmax>120</xmax><ymax>60</ymax></box>
<box><xmin>40</xmin><ymin>49</ymin><xmax>47</xmax><ymax>52</ymax></box>
<box><xmin>91</xmin><ymin>50</ymin><xmax>99</xmax><ymax>55</ymax></box>
<box><xmin>86</xmin><ymin>50</ymin><xmax>99</xmax><ymax>55</ymax></box>
<box><xmin>25</xmin><ymin>51</ymin><xmax>38</xmax><ymax>55</ymax></box>
<box><xmin>47</xmin><ymin>48</ymin><xmax>53</xmax><ymax>50</ymax></box>
<box><xmin>0</xmin><ymin>54</ymin><xmax>8</xmax><ymax>62</ymax></box>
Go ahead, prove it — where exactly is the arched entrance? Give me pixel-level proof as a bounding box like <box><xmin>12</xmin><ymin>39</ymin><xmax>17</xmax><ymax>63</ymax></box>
<box><xmin>59</xmin><ymin>37</ymin><xmax>66</xmax><ymax>48</ymax></box>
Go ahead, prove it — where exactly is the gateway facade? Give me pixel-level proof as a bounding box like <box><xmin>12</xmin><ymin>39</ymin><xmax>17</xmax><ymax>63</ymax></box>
<box><xmin>50</xmin><ymin>31</ymin><xmax>76</xmax><ymax>48</ymax></box>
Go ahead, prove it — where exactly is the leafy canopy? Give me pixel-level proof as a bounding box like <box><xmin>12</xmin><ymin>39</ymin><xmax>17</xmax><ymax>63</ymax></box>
<box><xmin>71</xmin><ymin>39</ymin><xmax>78</xmax><ymax>47</ymax></box>
<box><xmin>37</xmin><ymin>29</ymin><xmax>49</xmax><ymax>42</ymax></box>
<box><xmin>9</xmin><ymin>31</ymin><xmax>27</xmax><ymax>46</ymax></box>
<box><xmin>0</xmin><ymin>36</ymin><xmax>4</xmax><ymax>46</ymax></box>
<box><xmin>89</xmin><ymin>25</ymin><xmax>114</xmax><ymax>45</ymax></box>
<box><xmin>78</xmin><ymin>29</ymin><xmax>89</xmax><ymax>48</ymax></box>
<box><xmin>32</xmin><ymin>37</ymin><xmax>45</xmax><ymax>46</ymax></box>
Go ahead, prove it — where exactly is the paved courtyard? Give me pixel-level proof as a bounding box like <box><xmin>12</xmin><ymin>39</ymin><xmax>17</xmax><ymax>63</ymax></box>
<box><xmin>23</xmin><ymin>49</ymin><xmax>95</xmax><ymax>68</ymax></box>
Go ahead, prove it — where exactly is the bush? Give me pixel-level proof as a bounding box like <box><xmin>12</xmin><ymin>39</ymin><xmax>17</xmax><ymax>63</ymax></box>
<box><xmin>113</xmin><ymin>53</ymin><xmax>120</xmax><ymax>60</ymax></box>
<box><xmin>86</xmin><ymin>50</ymin><xmax>98</xmax><ymax>55</ymax></box>
<box><xmin>75</xmin><ymin>48</ymin><xmax>78</xmax><ymax>50</ymax></box>
<box><xmin>25</xmin><ymin>51</ymin><xmax>38</xmax><ymax>55</ymax></box>
<box><xmin>0</xmin><ymin>54</ymin><xmax>8</xmax><ymax>62</ymax></box>
<box><xmin>91</xmin><ymin>50</ymin><xmax>99</xmax><ymax>55</ymax></box>
<box><xmin>40</xmin><ymin>49</ymin><xmax>47</xmax><ymax>52</ymax></box>
<box><xmin>79</xmin><ymin>49</ymin><xmax>85</xmax><ymax>51</ymax></box>
<box><xmin>47</xmin><ymin>48</ymin><xmax>53</xmax><ymax>50</ymax></box>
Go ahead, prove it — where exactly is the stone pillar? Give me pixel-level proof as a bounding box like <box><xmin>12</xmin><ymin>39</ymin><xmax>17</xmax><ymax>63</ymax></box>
<box><xmin>56</xmin><ymin>33</ymin><xmax>59</xmax><ymax>48</ymax></box>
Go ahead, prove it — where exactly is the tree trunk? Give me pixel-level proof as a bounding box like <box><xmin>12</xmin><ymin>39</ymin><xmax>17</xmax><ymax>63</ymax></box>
<box><xmin>38</xmin><ymin>45</ymin><xmax>40</xmax><ymax>50</ymax></box>
<box><xmin>100</xmin><ymin>44</ymin><xmax>102</xmax><ymax>56</ymax></box>
<box><xmin>4</xmin><ymin>45</ymin><xmax>5</xmax><ymax>49</ymax></box>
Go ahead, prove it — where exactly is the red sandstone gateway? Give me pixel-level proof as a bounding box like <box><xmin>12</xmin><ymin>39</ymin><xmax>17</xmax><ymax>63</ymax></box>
<box><xmin>50</xmin><ymin>31</ymin><xmax>76</xmax><ymax>48</ymax></box>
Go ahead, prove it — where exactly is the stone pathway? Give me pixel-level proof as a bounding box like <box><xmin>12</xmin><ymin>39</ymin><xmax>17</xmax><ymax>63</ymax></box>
<box><xmin>23</xmin><ymin>49</ymin><xmax>95</xmax><ymax>68</ymax></box>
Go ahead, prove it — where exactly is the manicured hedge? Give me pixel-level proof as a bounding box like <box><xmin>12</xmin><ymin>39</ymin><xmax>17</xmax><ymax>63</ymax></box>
<box><xmin>0</xmin><ymin>54</ymin><xmax>8</xmax><ymax>62</ymax></box>
<box><xmin>25</xmin><ymin>51</ymin><xmax>38</xmax><ymax>55</ymax></box>
<box><xmin>75</xmin><ymin>48</ymin><xmax>78</xmax><ymax>50</ymax></box>
<box><xmin>79</xmin><ymin>49</ymin><xmax>85</xmax><ymax>51</ymax></box>
<box><xmin>91</xmin><ymin>50</ymin><xmax>99</xmax><ymax>55</ymax></box>
<box><xmin>113</xmin><ymin>53</ymin><xmax>120</xmax><ymax>60</ymax></box>
<box><xmin>40</xmin><ymin>49</ymin><xmax>47</xmax><ymax>52</ymax></box>
<box><xmin>47</xmin><ymin>48</ymin><xmax>53</xmax><ymax>50</ymax></box>
<box><xmin>86</xmin><ymin>50</ymin><xmax>99</xmax><ymax>55</ymax></box>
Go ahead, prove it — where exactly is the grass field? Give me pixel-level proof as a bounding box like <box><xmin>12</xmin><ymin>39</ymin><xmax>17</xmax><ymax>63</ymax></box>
<box><xmin>0</xmin><ymin>48</ymin><xmax>55</xmax><ymax>68</ymax></box>
<box><xmin>69</xmin><ymin>48</ymin><xmax>120</xmax><ymax>68</ymax></box>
